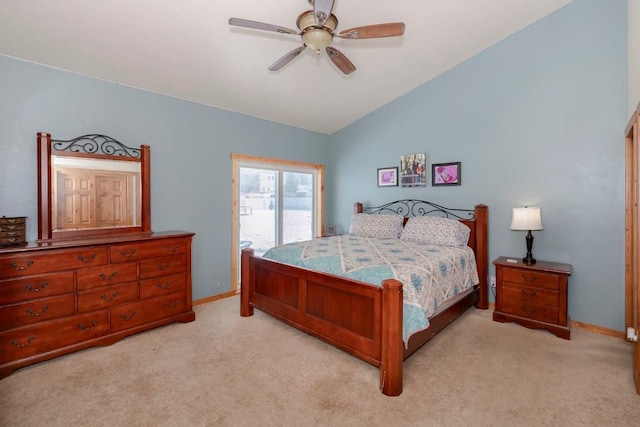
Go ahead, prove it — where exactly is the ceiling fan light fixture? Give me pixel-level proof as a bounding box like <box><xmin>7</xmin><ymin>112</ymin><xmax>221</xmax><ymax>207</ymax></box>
<box><xmin>302</xmin><ymin>28</ymin><xmax>333</xmax><ymax>53</ymax></box>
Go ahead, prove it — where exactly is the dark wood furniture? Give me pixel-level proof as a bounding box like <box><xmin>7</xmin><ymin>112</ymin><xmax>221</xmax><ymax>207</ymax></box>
<box><xmin>493</xmin><ymin>256</ymin><xmax>572</xmax><ymax>339</ymax></box>
<box><xmin>0</xmin><ymin>231</ymin><xmax>195</xmax><ymax>379</ymax></box>
<box><xmin>0</xmin><ymin>216</ymin><xmax>26</xmax><ymax>246</ymax></box>
<box><xmin>0</xmin><ymin>133</ymin><xmax>196</xmax><ymax>378</ymax></box>
<box><xmin>241</xmin><ymin>200</ymin><xmax>488</xmax><ymax>396</ymax></box>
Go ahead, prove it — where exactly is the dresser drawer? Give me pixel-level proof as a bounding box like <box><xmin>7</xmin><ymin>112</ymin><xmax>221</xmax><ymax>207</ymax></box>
<box><xmin>110</xmin><ymin>238</ymin><xmax>188</xmax><ymax>263</ymax></box>
<box><xmin>502</xmin><ymin>268</ymin><xmax>561</xmax><ymax>290</ymax></box>
<box><xmin>76</xmin><ymin>262</ymin><xmax>138</xmax><ymax>291</ymax></box>
<box><xmin>0</xmin><ymin>295</ymin><xmax>75</xmax><ymax>331</ymax></box>
<box><xmin>501</xmin><ymin>283</ymin><xmax>558</xmax><ymax>308</ymax></box>
<box><xmin>500</xmin><ymin>300</ymin><xmax>559</xmax><ymax>324</ymax></box>
<box><xmin>110</xmin><ymin>292</ymin><xmax>187</xmax><ymax>332</ymax></box>
<box><xmin>77</xmin><ymin>282</ymin><xmax>139</xmax><ymax>313</ymax></box>
<box><xmin>0</xmin><ymin>272</ymin><xmax>74</xmax><ymax>305</ymax></box>
<box><xmin>0</xmin><ymin>311</ymin><xmax>109</xmax><ymax>365</ymax></box>
<box><xmin>139</xmin><ymin>255</ymin><xmax>187</xmax><ymax>279</ymax></box>
<box><xmin>0</xmin><ymin>248</ymin><xmax>108</xmax><ymax>279</ymax></box>
<box><xmin>0</xmin><ymin>217</ymin><xmax>26</xmax><ymax>226</ymax></box>
<box><xmin>140</xmin><ymin>272</ymin><xmax>187</xmax><ymax>299</ymax></box>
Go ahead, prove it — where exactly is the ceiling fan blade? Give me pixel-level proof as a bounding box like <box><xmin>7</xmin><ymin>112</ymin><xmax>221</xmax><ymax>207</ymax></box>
<box><xmin>228</xmin><ymin>18</ymin><xmax>299</xmax><ymax>35</ymax></box>
<box><xmin>268</xmin><ymin>46</ymin><xmax>307</xmax><ymax>71</ymax></box>
<box><xmin>313</xmin><ymin>0</ymin><xmax>335</xmax><ymax>26</ymax></box>
<box><xmin>326</xmin><ymin>47</ymin><xmax>356</xmax><ymax>75</ymax></box>
<box><xmin>338</xmin><ymin>22</ymin><xmax>406</xmax><ymax>39</ymax></box>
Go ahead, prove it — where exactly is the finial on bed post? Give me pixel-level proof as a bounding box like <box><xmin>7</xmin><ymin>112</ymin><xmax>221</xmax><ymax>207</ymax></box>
<box><xmin>354</xmin><ymin>202</ymin><xmax>363</xmax><ymax>214</ymax></box>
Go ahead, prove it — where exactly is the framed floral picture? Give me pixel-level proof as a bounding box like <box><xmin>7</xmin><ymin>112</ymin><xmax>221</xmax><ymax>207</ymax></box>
<box><xmin>400</xmin><ymin>153</ymin><xmax>427</xmax><ymax>187</ymax></box>
<box><xmin>377</xmin><ymin>167</ymin><xmax>398</xmax><ymax>187</ymax></box>
<box><xmin>432</xmin><ymin>162</ymin><xmax>461</xmax><ymax>186</ymax></box>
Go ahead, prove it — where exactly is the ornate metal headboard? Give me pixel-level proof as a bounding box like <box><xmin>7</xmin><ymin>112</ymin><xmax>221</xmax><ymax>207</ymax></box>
<box><xmin>354</xmin><ymin>199</ymin><xmax>475</xmax><ymax>220</ymax></box>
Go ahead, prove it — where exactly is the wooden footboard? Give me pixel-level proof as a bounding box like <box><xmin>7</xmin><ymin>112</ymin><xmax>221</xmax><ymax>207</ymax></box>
<box><xmin>241</xmin><ymin>248</ymin><xmax>404</xmax><ymax>395</ymax></box>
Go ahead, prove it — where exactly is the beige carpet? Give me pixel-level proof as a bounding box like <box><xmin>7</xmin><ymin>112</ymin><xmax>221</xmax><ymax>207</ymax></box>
<box><xmin>1</xmin><ymin>295</ymin><xmax>639</xmax><ymax>427</ymax></box>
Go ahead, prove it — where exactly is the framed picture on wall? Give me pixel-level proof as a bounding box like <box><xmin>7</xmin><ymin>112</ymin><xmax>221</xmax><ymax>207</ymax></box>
<box><xmin>432</xmin><ymin>162</ymin><xmax>461</xmax><ymax>186</ymax></box>
<box><xmin>400</xmin><ymin>153</ymin><xmax>427</xmax><ymax>187</ymax></box>
<box><xmin>377</xmin><ymin>167</ymin><xmax>398</xmax><ymax>187</ymax></box>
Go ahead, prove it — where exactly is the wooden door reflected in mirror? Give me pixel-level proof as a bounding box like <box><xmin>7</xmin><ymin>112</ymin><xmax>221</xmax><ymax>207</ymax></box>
<box><xmin>37</xmin><ymin>133</ymin><xmax>151</xmax><ymax>241</ymax></box>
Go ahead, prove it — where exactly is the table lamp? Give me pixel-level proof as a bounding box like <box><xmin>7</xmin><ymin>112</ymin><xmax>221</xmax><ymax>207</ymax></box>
<box><xmin>510</xmin><ymin>206</ymin><xmax>543</xmax><ymax>265</ymax></box>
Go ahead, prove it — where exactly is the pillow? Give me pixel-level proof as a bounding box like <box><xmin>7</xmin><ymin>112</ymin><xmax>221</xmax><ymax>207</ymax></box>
<box><xmin>349</xmin><ymin>214</ymin><xmax>404</xmax><ymax>239</ymax></box>
<box><xmin>400</xmin><ymin>216</ymin><xmax>470</xmax><ymax>247</ymax></box>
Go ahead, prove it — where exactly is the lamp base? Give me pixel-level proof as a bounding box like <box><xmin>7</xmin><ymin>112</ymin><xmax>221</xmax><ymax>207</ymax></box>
<box><xmin>522</xmin><ymin>255</ymin><xmax>536</xmax><ymax>265</ymax></box>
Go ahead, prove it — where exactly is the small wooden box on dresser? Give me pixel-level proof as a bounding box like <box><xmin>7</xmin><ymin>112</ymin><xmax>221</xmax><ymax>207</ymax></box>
<box><xmin>0</xmin><ymin>231</ymin><xmax>195</xmax><ymax>378</ymax></box>
<box><xmin>493</xmin><ymin>256</ymin><xmax>572</xmax><ymax>339</ymax></box>
<box><xmin>0</xmin><ymin>216</ymin><xmax>27</xmax><ymax>247</ymax></box>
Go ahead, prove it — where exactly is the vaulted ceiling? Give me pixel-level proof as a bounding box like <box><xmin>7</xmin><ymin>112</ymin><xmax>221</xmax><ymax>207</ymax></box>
<box><xmin>0</xmin><ymin>0</ymin><xmax>573</xmax><ymax>134</ymax></box>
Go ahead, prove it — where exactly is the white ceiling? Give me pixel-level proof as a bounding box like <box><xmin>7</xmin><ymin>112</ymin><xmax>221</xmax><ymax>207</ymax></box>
<box><xmin>0</xmin><ymin>0</ymin><xmax>573</xmax><ymax>135</ymax></box>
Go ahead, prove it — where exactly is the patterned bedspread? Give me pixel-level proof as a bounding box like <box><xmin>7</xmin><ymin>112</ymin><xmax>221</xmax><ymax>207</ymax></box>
<box><xmin>262</xmin><ymin>235</ymin><xmax>479</xmax><ymax>343</ymax></box>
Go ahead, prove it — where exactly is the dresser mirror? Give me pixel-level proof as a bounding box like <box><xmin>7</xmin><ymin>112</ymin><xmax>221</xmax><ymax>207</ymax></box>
<box><xmin>37</xmin><ymin>132</ymin><xmax>151</xmax><ymax>241</ymax></box>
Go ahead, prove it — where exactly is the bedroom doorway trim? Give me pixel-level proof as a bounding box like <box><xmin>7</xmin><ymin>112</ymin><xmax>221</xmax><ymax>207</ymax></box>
<box><xmin>625</xmin><ymin>100</ymin><xmax>640</xmax><ymax>394</ymax></box>
<box><xmin>230</xmin><ymin>153</ymin><xmax>325</xmax><ymax>293</ymax></box>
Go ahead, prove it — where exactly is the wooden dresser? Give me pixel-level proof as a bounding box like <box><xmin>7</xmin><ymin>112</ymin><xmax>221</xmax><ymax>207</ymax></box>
<box><xmin>0</xmin><ymin>231</ymin><xmax>195</xmax><ymax>378</ymax></box>
<box><xmin>493</xmin><ymin>256</ymin><xmax>572</xmax><ymax>339</ymax></box>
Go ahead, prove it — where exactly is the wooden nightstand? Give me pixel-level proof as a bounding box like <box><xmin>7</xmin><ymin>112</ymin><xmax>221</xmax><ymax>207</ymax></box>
<box><xmin>493</xmin><ymin>256</ymin><xmax>572</xmax><ymax>339</ymax></box>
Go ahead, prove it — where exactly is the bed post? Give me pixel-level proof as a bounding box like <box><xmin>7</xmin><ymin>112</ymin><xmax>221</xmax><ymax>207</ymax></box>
<box><xmin>380</xmin><ymin>278</ymin><xmax>403</xmax><ymax>396</ymax></box>
<box><xmin>474</xmin><ymin>204</ymin><xmax>489</xmax><ymax>309</ymax></box>
<box><xmin>240</xmin><ymin>248</ymin><xmax>255</xmax><ymax>317</ymax></box>
<box><xmin>354</xmin><ymin>202</ymin><xmax>363</xmax><ymax>214</ymax></box>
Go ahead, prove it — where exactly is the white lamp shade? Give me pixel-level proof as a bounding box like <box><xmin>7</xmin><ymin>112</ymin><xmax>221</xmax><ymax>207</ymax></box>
<box><xmin>510</xmin><ymin>207</ymin><xmax>543</xmax><ymax>231</ymax></box>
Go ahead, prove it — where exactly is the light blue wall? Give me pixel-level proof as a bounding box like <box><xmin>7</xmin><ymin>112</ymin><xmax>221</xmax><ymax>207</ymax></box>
<box><xmin>327</xmin><ymin>0</ymin><xmax>628</xmax><ymax>330</ymax></box>
<box><xmin>0</xmin><ymin>55</ymin><xmax>328</xmax><ymax>300</ymax></box>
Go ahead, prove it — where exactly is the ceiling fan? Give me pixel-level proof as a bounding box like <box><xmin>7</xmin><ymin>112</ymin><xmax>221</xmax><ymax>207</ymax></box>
<box><xmin>228</xmin><ymin>0</ymin><xmax>405</xmax><ymax>75</ymax></box>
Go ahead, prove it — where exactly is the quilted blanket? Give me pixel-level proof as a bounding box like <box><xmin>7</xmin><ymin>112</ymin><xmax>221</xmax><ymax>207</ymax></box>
<box><xmin>262</xmin><ymin>235</ymin><xmax>479</xmax><ymax>343</ymax></box>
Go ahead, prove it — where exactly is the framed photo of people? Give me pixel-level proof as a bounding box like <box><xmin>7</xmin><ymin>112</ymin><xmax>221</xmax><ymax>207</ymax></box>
<box><xmin>400</xmin><ymin>153</ymin><xmax>427</xmax><ymax>187</ymax></box>
<box><xmin>432</xmin><ymin>162</ymin><xmax>461</xmax><ymax>186</ymax></box>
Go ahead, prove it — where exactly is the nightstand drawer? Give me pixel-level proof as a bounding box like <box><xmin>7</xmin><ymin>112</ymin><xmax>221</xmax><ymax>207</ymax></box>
<box><xmin>502</xmin><ymin>268</ymin><xmax>561</xmax><ymax>290</ymax></box>
<box><xmin>501</xmin><ymin>283</ymin><xmax>558</xmax><ymax>307</ymax></box>
<box><xmin>501</xmin><ymin>300</ymin><xmax>558</xmax><ymax>324</ymax></box>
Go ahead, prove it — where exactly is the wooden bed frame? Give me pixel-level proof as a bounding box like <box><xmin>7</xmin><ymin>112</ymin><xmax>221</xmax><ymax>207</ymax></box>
<box><xmin>240</xmin><ymin>200</ymin><xmax>488</xmax><ymax>396</ymax></box>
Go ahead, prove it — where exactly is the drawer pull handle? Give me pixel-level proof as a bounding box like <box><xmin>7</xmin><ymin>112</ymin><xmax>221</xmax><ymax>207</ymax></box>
<box><xmin>26</xmin><ymin>306</ymin><xmax>49</xmax><ymax>317</ymax></box>
<box><xmin>521</xmin><ymin>305</ymin><xmax>537</xmax><ymax>314</ymax></box>
<box><xmin>119</xmin><ymin>249</ymin><xmax>137</xmax><ymax>258</ymax></box>
<box><xmin>165</xmin><ymin>300</ymin><xmax>180</xmax><ymax>309</ymax></box>
<box><xmin>6</xmin><ymin>219</ymin><xmax>20</xmax><ymax>224</ymax></box>
<box><xmin>25</xmin><ymin>282</ymin><xmax>48</xmax><ymax>292</ymax></box>
<box><xmin>79</xmin><ymin>321</ymin><xmax>98</xmax><ymax>331</ymax></box>
<box><xmin>5</xmin><ymin>225</ymin><xmax>16</xmax><ymax>230</ymax></box>
<box><xmin>165</xmin><ymin>244</ymin><xmax>180</xmax><ymax>252</ymax></box>
<box><xmin>157</xmin><ymin>263</ymin><xmax>172</xmax><ymax>271</ymax></box>
<box><xmin>520</xmin><ymin>274</ymin><xmax>537</xmax><ymax>283</ymax></box>
<box><xmin>99</xmin><ymin>272</ymin><xmax>118</xmax><ymax>281</ymax></box>
<box><xmin>157</xmin><ymin>281</ymin><xmax>173</xmax><ymax>290</ymax></box>
<box><xmin>10</xmin><ymin>260</ymin><xmax>33</xmax><ymax>271</ymax></box>
<box><xmin>120</xmin><ymin>311</ymin><xmax>137</xmax><ymax>321</ymax></box>
<box><xmin>521</xmin><ymin>290</ymin><xmax>537</xmax><ymax>298</ymax></box>
<box><xmin>11</xmin><ymin>336</ymin><xmax>35</xmax><ymax>348</ymax></box>
<box><xmin>77</xmin><ymin>253</ymin><xmax>97</xmax><ymax>263</ymax></box>
<box><xmin>6</xmin><ymin>231</ymin><xmax>19</xmax><ymax>237</ymax></box>
<box><xmin>100</xmin><ymin>292</ymin><xmax>119</xmax><ymax>302</ymax></box>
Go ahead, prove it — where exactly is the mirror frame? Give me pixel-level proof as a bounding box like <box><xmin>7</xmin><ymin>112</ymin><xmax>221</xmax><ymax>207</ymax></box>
<box><xmin>37</xmin><ymin>132</ymin><xmax>151</xmax><ymax>241</ymax></box>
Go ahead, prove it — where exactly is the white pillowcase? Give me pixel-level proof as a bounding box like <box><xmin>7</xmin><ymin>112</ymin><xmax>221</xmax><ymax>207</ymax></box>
<box><xmin>400</xmin><ymin>216</ymin><xmax>470</xmax><ymax>247</ymax></box>
<box><xmin>349</xmin><ymin>214</ymin><xmax>404</xmax><ymax>239</ymax></box>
